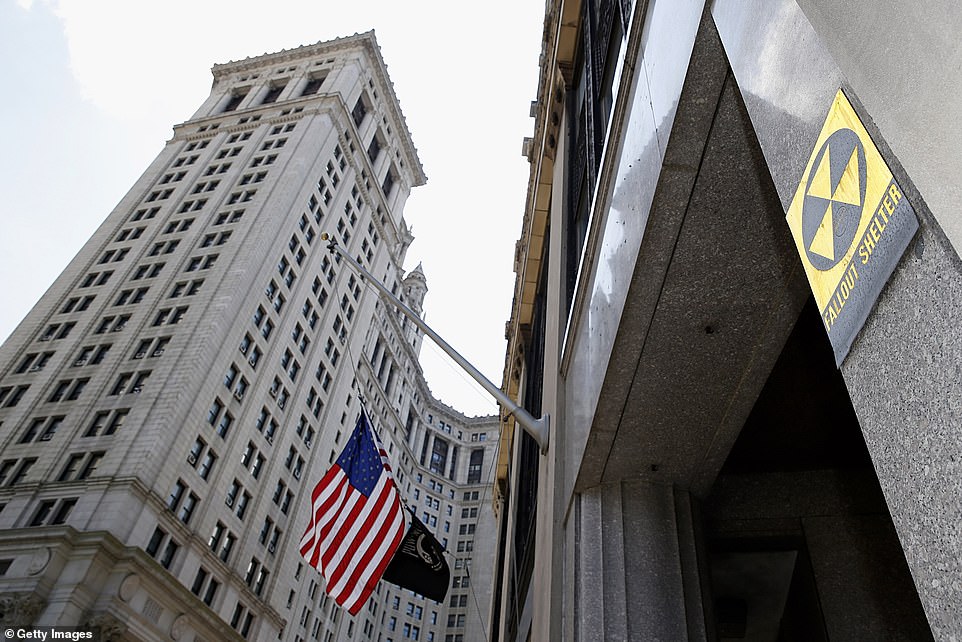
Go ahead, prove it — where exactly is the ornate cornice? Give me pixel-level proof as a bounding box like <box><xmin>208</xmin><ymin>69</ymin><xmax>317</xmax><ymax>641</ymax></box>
<box><xmin>209</xmin><ymin>31</ymin><xmax>426</xmax><ymax>188</ymax></box>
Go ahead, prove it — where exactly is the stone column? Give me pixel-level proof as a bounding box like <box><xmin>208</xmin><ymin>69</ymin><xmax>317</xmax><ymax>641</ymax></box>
<box><xmin>570</xmin><ymin>481</ymin><xmax>708</xmax><ymax>641</ymax></box>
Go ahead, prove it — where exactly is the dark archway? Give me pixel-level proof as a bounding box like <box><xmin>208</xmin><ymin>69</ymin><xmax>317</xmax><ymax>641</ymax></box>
<box><xmin>703</xmin><ymin>299</ymin><xmax>933</xmax><ymax>640</ymax></box>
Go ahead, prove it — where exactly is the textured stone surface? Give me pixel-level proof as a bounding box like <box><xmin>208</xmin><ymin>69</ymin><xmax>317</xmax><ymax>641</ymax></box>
<box><xmin>843</xmin><ymin>215</ymin><xmax>962</xmax><ymax>639</ymax></box>
<box><xmin>575</xmin><ymin>481</ymin><xmax>693</xmax><ymax>641</ymax></box>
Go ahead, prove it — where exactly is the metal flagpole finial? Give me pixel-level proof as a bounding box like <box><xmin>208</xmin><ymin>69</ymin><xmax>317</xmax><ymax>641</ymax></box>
<box><xmin>320</xmin><ymin>232</ymin><xmax>550</xmax><ymax>454</ymax></box>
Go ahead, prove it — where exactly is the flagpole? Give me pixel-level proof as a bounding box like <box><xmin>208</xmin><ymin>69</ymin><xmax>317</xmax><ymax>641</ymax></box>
<box><xmin>321</xmin><ymin>234</ymin><xmax>550</xmax><ymax>454</ymax></box>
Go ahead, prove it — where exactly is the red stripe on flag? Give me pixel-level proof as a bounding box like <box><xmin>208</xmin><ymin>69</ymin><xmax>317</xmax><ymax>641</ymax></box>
<box><xmin>298</xmin><ymin>468</ymin><xmax>341</xmax><ymax>556</ymax></box>
<box><xmin>319</xmin><ymin>483</ymin><xmax>369</xmax><ymax>571</ymax></box>
<box><xmin>299</xmin><ymin>469</ymin><xmax>349</xmax><ymax>566</ymax></box>
<box><xmin>326</xmin><ymin>475</ymin><xmax>395</xmax><ymax>591</ymax></box>
<box><xmin>338</xmin><ymin>487</ymin><xmax>405</xmax><ymax>613</ymax></box>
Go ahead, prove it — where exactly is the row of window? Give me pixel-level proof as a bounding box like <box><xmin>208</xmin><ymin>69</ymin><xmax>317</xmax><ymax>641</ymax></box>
<box><xmin>5</xmin><ymin>409</ymin><xmax>126</xmax><ymax>468</ymax></box>
<box><xmin>223</xmin><ymin>74</ymin><xmax>326</xmax><ymax>113</ymax></box>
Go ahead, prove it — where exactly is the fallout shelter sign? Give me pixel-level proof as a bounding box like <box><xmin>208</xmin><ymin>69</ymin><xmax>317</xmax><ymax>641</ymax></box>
<box><xmin>787</xmin><ymin>90</ymin><xmax>918</xmax><ymax>365</ymax></box>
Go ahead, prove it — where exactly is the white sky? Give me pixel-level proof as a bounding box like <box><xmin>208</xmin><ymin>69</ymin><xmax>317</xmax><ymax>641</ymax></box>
<box><xmin>0</xmin><ymin>0</ymin><xmax>546</xmax><ymax>417</ymax></box>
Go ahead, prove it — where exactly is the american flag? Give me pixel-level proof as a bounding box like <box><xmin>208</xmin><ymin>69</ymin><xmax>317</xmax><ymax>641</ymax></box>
<box><xmin>299</xmin><ymin>410</ymin><xmax>406</xmax><ymax>614</ymax></box>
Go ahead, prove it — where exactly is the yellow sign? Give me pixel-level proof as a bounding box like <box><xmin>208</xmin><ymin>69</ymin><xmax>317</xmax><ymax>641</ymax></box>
<box><xmin>786</xmin><ymin>89</ymin><xmax>918</xmax><ymax>364</ymax></box>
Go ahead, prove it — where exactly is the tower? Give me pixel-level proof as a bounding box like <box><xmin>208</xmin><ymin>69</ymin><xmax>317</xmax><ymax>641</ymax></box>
<box><xmin>0</xmin><ymin>32</ymin><xmax>498</xmax><ymax>642</ymax></box>
<box><xmin>400</xmin><ymin>263</ymin><xmax>428</xmax><ymax>353</ymax></box>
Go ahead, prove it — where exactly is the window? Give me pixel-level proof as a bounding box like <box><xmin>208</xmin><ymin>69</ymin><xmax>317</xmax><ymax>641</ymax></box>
<box><xmin>206</xmin><ymin>398</ymin><xmax>225</xmax><ymax>426</ymax></box>
<box><xmin>250</xmin><ymin>154</ymin><xmax>276</xmax><ymax>168</ymax></box>
<box><xmin>191</xmin><ymin>567</ymin><xmax>210</xmax><ymax>595</ymax></box>
<box><xmin>4</xmin><ymin>458</ymin><xmax>36</xmax><ymax>486</ymax></box>
<box><xmin>259</xmin><ymin>516</ymin><xmax>274</xmax><ymax>545</ymax></box>
<box><xmin>84</xmin><ymin>409</ymin><xmax>127</xmax><ymax>437</ymax></box>
<box><xmin>146</xmin><ymin>527</ymin><xmax>180</xmax><ymax>570</ymax></box>
<box><xmin>203</xmin><ymin>578</ymin><xmax>220</xmax><ymax>606</ymax></box>
<box><xmin>77</xmin><ymin>451</ymin><xmax>105</xmax><ymax>479</ymax></box>
<box><xmin>233</xmin><ymin>377</ymin><xmax>248</xmax><ymax>401</ymax></box>
<box><xmin>223</xmin><ymin>89</ymin><xmax>248</xmax><ymax>112</ymax></box>
<box><xmin>29</xmin><ymin>498</ymin><xmax>77</xmax><ymax>526</ymax></box>
<box><xmin>198</xmin><ymin>450</ymin><xmax>219</xmax><ymax>480</ymax></box>
<box><xmin>167</xmin><ymin>479</ymin><xmax>186</xmax><ymax>510</ymax></box>
<box><xmin>256</xmin><ymin>407</ymin><xmax>279</xmax><ymax>444</ymax></box>
<box><xmin>352</xmin><ymin>96</ymin><xmax>368</xmax><ymax>127</ymax></box>
<box><xmin>185</xmin><ymin>254</ymin><xmax>218</xmax><ymax>272</ymax></box>
<box><xmin>272</xmin><ymin>479</ymin><xmax>287</xmax><ymax>505</ymax></box>
<box><xmin>301</xmin><ymin>74</ymin><xmax>327</xmax><ymax>96</ymax></box>
<box><xmin>151</xmin><ymin>337</ymin><xmax>170</xmax><ymax>357</ymax></box>
<box><xmin>60</xmin><ymin>295</ymin><xmax>95</xmax><ymax>314</ymax></box>
<box><xmin>382</xmin><ymin>169</ymin><xmax>396</xmax><ymax>197</ymax></box>
<box><xmin>430</xmin><ymin>438</ymin><xmax>449</xmax><ymax>475</ymax></box>
<box><xmin>189</xmin><ymin>439</ymin><xmax>217</xmax><ymax>480</ymax></box>
<box><xmin>236</xmin><ymin>491</ymin><xmax>251</xmax><ymax>520</ymax></box>
<box><xmin>244</xmin><ymin>557</ymin><xmax>261</xmax><ymax>586</ymax></box>
<box><xmin>133</xmin><ymin>262</ymin><xmax>165</xmax><ymax>280</ymax></box>
<box><xmin>467</xmin><ymin>449</ymin><xmax>484</xmax><ymax>484</ymax></box>
<box><xmin>215</xmin><ymin>411</ymin><xmax>234</xmax><ymax>439</ymax></box>
<box><xmin>111</xmin><ymin>371</ymin><xmax>150</xmax><ymax>395</ymax></box>
<box><xmin>159</xmin><ymin>539</ymin><xmax>179</xmax><ymax>569</ymax></box>
<box><xmin>146</xmin><ymin>526</ymin><xmax>167</xmax><ymax>557</ymax></box>
<box><xmin>130</xmin><ymin>206</ymin><xmax>160</xmax><ymax>221</ymax></box>
<box><xmin>129</xmin><ymin>371</ymin><xmax>149</xmax><ymax>394</ymax></box>
<box><xmin>209</xmin><ymin>521</ymin><xmax>236</xmax><ymax>562</ymax></box>
<box><xmin>172</xmin><ymin>155</ymin><xmax>197</xmax><ymax>168</ymax></box>
<box><xmin>267</xmin><ymin>526</ymin><xmax>281</xmax><ymax>554</ymax></box>
<box><xmin>146</xmin><ymin>188</ymin><xmax>173</xmax><ymax>202</ymax></box>
<box><xmin>39</xmin><ymin>321</ymin><xmax>75</xmax><ymax>341</ymax></box>
<box><xmin>47</xmin><ymin>380</ymin><xmax>71</xmax><ymax>402</ymax></box>
<box><xmin>170</xmin><ymin>279</ymin><xmax>203</xmax><ymax>297</ymax></box>
<box><xmin>240</xmin><ymin>172</ymin><xmax>266</xmax><ymax>186</ymax></box>
<box><xmin>231</xmin><ymin>604</ymin><xmax>255</xmax><ymax>640</ymax></box>
<box><xmin>261</xmin><ymin>82</ymin><xmax>286</xmax><ymax>104</ymax></box>
<box><xmin>192</xmin><ymin>180</ymin><xmax>219</xmax><ymax>195</ymax></box>
<box><xmin>0</xmin><ymin>385</ymin><xmax>28</xmax><ymax>408</ymax></box>
<box><xmin>368</xmin><ymin>135</ymin><xmax>382</xmax><ymax>163</ymax></box>
<box><xmin>251</xmin><ymin>453</ymin><xmax>265</xmax><ymax>479</ymax></box>
<box><xmin>178</xmin><ymin>492</ymin><xmax>199</xmax><ymax>524</ymax></box>
<box><xmin>20</xmin><ymin>416</ymin><xmax>64</xmax><ymax>443</ymax></box>
<box><xmin>58</xmin><ymin>454</ymin><xmax>85</xmax><ymax>481</ymax></box>
<box><xmin>153</xmin><ymin>306</ymin><xmax>187</xmax><ymax>326</ymax></box>
<box><xmin>209</xmin><ymin>521</ymin><xmax>225</xmax><ymax>551</ymax></box>
<box><xmin>224</xmin><ymin>365</ymin><xmax>238</xmax><ymax>389</ymax></box>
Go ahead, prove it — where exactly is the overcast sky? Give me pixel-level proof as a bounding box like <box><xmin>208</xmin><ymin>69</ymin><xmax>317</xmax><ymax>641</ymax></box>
<box><xmin>0</xmin><ymin>0</ymin><xmax>545</xmax><ymax>417</ymax></box>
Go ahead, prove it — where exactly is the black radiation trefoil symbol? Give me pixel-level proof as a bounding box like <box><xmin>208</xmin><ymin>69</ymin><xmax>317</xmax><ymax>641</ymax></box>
<box><xmin>801</xmin><ymin>128</ymin><xmax>867</xmax><ymax>271</ymax></box>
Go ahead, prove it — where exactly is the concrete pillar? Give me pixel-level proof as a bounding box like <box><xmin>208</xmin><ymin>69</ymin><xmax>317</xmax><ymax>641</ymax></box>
<box><xmin>570</xmin><ymin>481</ymin><xmax>708</xmax><ymax>641</ymax></box>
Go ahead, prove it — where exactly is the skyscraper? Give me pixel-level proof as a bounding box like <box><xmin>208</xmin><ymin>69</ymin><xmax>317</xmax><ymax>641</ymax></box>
<box><xmin>0</xmin><ymin>32</ymin><xmax>498</xmax><ymax>642</ymax></box>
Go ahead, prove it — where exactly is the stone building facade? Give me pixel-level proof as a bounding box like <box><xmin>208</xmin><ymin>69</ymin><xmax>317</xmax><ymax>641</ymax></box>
<box><xmin>495</xmin><ymin>0</ymin><xmax>962</xmax><ymax>640</ymax></box>
<box><xmin>0</xmin><ymin>32</ymin><xmax>497</xmax><ymax>642</ymax></box>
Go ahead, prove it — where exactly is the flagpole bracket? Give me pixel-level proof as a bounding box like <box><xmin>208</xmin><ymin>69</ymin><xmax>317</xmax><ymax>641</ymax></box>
<box><xmin>511</xmin><ymin>411</ymin><xmax>549</xmax><ymax>454</ymax></box>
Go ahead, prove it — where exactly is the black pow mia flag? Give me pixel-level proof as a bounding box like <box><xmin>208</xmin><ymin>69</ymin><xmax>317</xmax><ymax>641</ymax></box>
<box><xmin>382</xmin><ymin>512</ymin><xmax>450</xmax><ymax>602</ymax></box>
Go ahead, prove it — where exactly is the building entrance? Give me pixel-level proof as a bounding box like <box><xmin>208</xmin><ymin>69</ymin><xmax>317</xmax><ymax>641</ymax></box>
<box><xmin>703</xmin><ymin>299</ymin><xmax>933</xmax><ymax>640</ymax></box>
